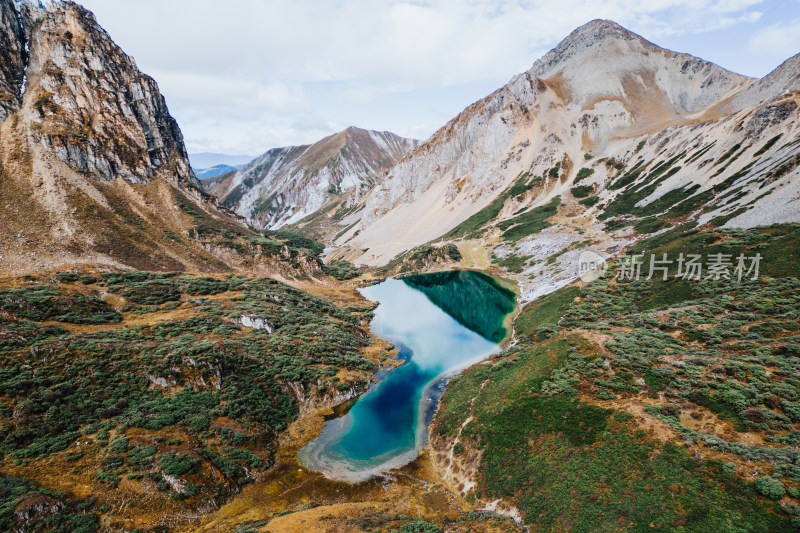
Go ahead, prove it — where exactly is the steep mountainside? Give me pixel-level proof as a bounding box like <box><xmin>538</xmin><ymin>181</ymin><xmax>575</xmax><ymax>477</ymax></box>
<box><xmin>330</xmin><ymin>20</ymin><xmax>799</xmax><ymax>281</ymax></box>
<box><xmin>209</xmin><ymin>126</ymin><xmax>417</xmax><ymax>231</ymax></box>
<box><xmin>0</xmin><ymin>0</ymin><xmax>318</xmax><ymax>276</ymax></box>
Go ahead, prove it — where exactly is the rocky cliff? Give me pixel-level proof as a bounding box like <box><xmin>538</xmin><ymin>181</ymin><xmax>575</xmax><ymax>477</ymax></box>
<box><xmin>0</xmin><ymin>0</ymin><xmax>27</xmax><ymax>121</ymax></box>
<box><xmin>0</xmin><ymin>0</ymin><xmax>315</xmax><ymax>275</ymax></box>
<box><xmin>23</xmin><ymin>1</ymin><xmax>194</xmax><ymax>183</ymax></box>
<box><xmin>210</xmin><ymin>126</ymin><xmax>417</xmax><ymax>231</ymax></box>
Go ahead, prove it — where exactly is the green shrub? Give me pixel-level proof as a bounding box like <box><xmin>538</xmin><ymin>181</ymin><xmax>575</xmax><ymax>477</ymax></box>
<box><xmin>755</xmin><ymin>476</ymin><xmax>785</xmax><ymax>500</ymax></box>
<box><xmin>180</xmin><ymin>276</ymin><xmax>233</xmax><ymax>295</ymax></box>
<box><xmin>492</xmin><ymin>254</ymin><xmax>532</xmax><ymax>273</ymax></box>
<box><xmin>273</xmin><ymin>231</ymin><xmax>324</xmax><ymax>256</ymax></box>
<box><xmin>56</xmin><ymin>272</ymin><xmax>79</xmax><ymax>283</ymax></box>
<box><xmin>614</xmin><ymin>412</ymin><xmax>634</xmax><ymax>423</ymax></box>
<box><xmin>223</xmin><ymin>447</ymin><xmax>264</xmax><ymax>468</ymax></box>
<box><xmin>0</xmin><ymin>287</ymin><xmax>121</xmax><ymax>324</ymax></box>
<box><xmin>575</xmin><ymin>167</ymin><xmax>594</xmax><ymax>182</ymax></box>
<box><xmin>571</xmin><ymin>185</ymin><xmax>593</xmax><ymax>198</ymax></box>
<box><xmin>121</xmin><ymin>280</ymin><xmax>182</xmax><ymax>306</ymax></box>
<box><xmin>323</xmin><ymin>261</ymin><xmax>363</xmax><ymax>280</ymax></box>
<box><xmin>159</xmin><ymin>452</ymin><xmax>200</xmax><ymax>477</ymax></box>
<box><xmin>499</xmin><ymin>197</ymin><xmax>560</xmax><ymax>242</ymax></box>
<box><xmin>97</xmin><ymin>470</ymin><xmax>120</xmax><ymax>488</ymax></box>
<box><xmin>401</xmin><ymin>518</ymin><xmax>441</xmax><ymax>533</ymax></box>
<box><xmin>109</xmin><ymin>437</ymin><xmax>129</xmax><ymax>454</ymax></box>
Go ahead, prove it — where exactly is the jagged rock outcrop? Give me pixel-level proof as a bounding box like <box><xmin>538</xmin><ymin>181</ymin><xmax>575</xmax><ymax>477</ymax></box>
<box><xmin>0</xmin><ymin>0</ymin><xmax>311</xmax><ymax>275</ymax></box>
<box><xmin>0</xmin><ymin>0</ymin><xmax>27</xmax><ymax>120</ymax></box>
<box><xmin>23</xmin><ymin>1</ymin><xmax>194</xmax><ymax>183</ymax></box>
<box><xmin>13</xmin><ymin>493</ymin><xmax>63</xmax><ymax>528</ymax></box>
<box><xmin>211</xmin><ymin>126</ymin><xmax>417</xmax><ymax>230</ymax></box>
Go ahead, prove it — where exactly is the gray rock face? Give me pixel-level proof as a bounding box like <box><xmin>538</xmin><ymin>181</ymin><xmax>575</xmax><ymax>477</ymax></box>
<box><xmin>0</xmin><ymin>0</ymin><xmax>27</xmax><ymax>121</ymax></box>
<box><xmin>345</xmin><ymin>19</ymin><xmax>798</xmax><ymax>267</ymax></box>
<box><xmin>217</xmin><ymin>126</ymin><xmax>418</xmax><ymax>229</ymax></box>
<box><xmin>730</xmin><ymin>53</ymin><xmax>800</xmax><ymax>112</ymax></box>
<box><xmin>530</xmin><ymin>19</ymin><xmax>753</xmax><ymax>114</ymax></box>
<box><xmin>2</xmin><ymin>1</ymin><xmax>194</xmax><ymax>184</ymax></box>
<box><xmin>358</xmin><ymin>18</ymin><xmax>753</xmax><ymax>234</ymax></box>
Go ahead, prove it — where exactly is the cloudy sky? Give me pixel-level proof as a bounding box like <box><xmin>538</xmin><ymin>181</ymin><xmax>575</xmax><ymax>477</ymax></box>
<box><xmin>75</xmin><ymin>0</ymin><xmax>800</xmax><ymax>160</ymax></box>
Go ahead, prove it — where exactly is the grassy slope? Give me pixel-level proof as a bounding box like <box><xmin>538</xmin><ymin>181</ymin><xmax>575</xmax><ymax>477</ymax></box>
<box><xmin>0</xmin><ymin>271</ymin><xmax>379</xmax><ymax>530</ymax></box>
<box><xmin>434</xmin><ymin>224</ymin><xmax>800</xmax><ymax>531</ymax></box>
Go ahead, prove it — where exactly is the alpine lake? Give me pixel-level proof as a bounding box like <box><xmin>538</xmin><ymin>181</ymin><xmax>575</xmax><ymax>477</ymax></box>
<box><xmin>298</xmin><ymin>270</ymin><xmax>516</xmax><ymax>482</ymax></box>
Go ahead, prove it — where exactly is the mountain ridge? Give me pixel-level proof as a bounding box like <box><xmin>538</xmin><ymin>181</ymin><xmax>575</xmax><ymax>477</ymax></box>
<box><xmin>0</xmin><ymin>0</ymin><xmax>322</xmax><ymax>276</ymax></box>
<box><xmin>209</xmin><ymin>125</ymin><xmax>418</xmax><ymax>231</ymax></box>
<box><xmin>328</xmin><ymin>18</ymin><xmax>799</xmax><ymax>280</ymax></box>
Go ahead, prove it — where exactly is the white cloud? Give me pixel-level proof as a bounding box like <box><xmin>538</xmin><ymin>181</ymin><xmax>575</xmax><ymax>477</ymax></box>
<box><xmin>80</xmin><ymin>0</ymin><xmax>768</xmax><ymax>88</ymax></box>
<box><xmin>74</xmin><ymin>0</ymin><xmax>775</xmax><ymax>155</ymax></box>
<box><xmin>152</xmin><ymin>73</ymin><xmax>310</xmax><ymax>116</ymax></box>
<box><xmin>749</xmin><ymin>18</ymin><xmax>800</xmax><ymax>56</ymax></box>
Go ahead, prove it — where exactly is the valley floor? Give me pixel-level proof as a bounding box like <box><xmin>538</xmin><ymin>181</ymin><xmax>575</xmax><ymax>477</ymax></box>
<box><xmin>2</xmin><ymin>224</ymin><xmax>800</xmax><ymax>532</ymax></box>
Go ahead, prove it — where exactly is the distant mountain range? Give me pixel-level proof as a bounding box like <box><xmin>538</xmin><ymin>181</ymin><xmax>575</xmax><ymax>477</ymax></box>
<box><xmin>194</xmin><ymin>163</ymin><xmax>242</xmax><ymax>180</ymax></box>
<box><xmin>2</xmin><ymin>5</ymin><xmax>797</xmax><ymax>292</ymax></box>
<box><xmin>206</xmin><ymin>20</ymin><xmax>799</xmax><ymax>287</ymax></box>
<box><xmin>188</xmin><ymin>152</ymin><xmax>255</xmax><ymax>169</ymax></box>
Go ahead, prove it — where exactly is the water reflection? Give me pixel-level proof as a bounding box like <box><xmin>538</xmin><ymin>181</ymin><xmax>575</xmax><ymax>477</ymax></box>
<box><xmin>403</xmin><ymin>270</ymin><xmax>516</xmax><ymax>343</ymax></box>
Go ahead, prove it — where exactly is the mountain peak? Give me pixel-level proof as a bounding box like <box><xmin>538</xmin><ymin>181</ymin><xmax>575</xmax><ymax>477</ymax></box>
<box><xmin>527</xmin><ymin>19</ymin><xmax>752</xmax><ymax>115</ymax></box>
<box><xmin>530</xmin><ymin>19</ymin><xmax>656</xmax><ymax>78</ymax></box>
<box><xmin>211</xmin><ymin>127</ymin><xmax>418</xmax><ymax>231</ymax></box>
<box><xmin>568</xmin><ymin>19</ymin><xmax>639</xmax><ymax>42</ymax></box>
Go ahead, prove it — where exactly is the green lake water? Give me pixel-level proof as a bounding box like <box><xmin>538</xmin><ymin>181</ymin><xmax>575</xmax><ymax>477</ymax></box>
<box><xmin>298</xmin><ymin>270</ymin><xmax>516</xmax><ymax>482</ymax></box>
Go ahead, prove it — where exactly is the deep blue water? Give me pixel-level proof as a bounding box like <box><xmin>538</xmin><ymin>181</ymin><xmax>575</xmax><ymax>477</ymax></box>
<box><xmin>297</xmin><ymin>272</ymin><xmax>516</xmax><ymax>481</ymax></box>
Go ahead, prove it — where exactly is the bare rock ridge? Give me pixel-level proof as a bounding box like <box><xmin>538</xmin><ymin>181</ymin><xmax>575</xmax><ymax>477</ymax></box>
<box><xmin>333</xmin><ymin>19</ymin><xmax>800</xmax><ymax>270</ymax></box>
<box><xmin>210</xmin><ymin>126</ymin><xmax>418</xmax><ymax>230</ymax></box>
<box><xmin>729</xmin><ymin>52</ymin><xmax>800</xmax><ymax>112</ymax></box>
<box><xmin>24</xmin><ymin>1</ymin><xmax>194</xmax><ymax>184</ymax></box>
<box><xmin>357</xmin><ymin>20</ymin><xmax>753</xmax><ymax>234</ymax></box>
<box><xmin>529</xmin><ymin>19</ymin><xmax>753</xmax><ymax>114</ymax></box>
<box><xmin>0</xmin><ymin>0</ymin><xmax>304</xmax><ymax>274</ymax></box>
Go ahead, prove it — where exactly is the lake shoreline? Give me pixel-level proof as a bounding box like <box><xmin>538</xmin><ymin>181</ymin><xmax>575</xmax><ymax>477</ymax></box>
<box><xmin>297</xmin><ymin>273</ymin><xmax>515</xmax><ymax>482</ymax></box>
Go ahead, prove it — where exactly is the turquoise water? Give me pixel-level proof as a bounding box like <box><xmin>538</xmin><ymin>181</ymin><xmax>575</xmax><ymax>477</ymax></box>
<box><xmin>298</xmin><ymin>271</ymin><xmax>516</xmax><ymax>481</ymax></box>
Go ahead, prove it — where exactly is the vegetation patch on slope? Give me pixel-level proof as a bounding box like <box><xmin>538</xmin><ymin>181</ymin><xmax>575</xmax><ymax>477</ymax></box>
<box><xmin>0</xmin><ymin>272</ymin><xmax>378</xmax><ymax>527</ymax></box>
<box><xmin>432</xmin><ymin>224</ymin><xmax>800</xmax><ymax>531</ymax></box>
